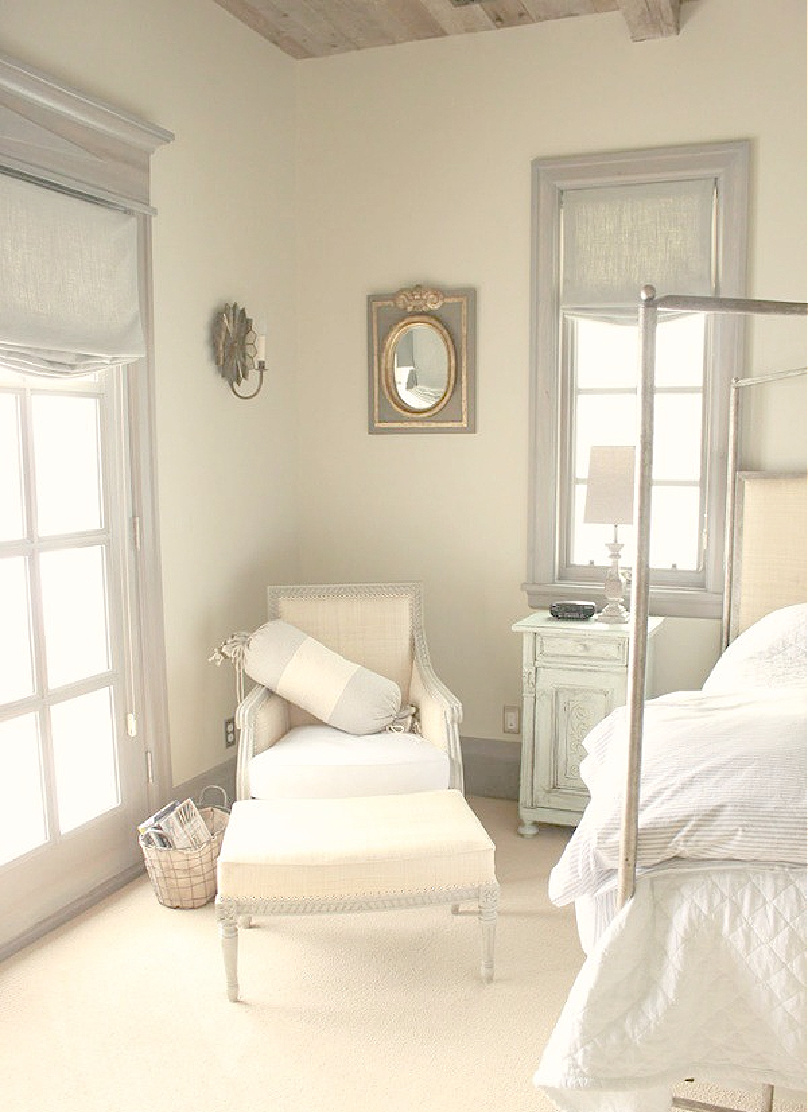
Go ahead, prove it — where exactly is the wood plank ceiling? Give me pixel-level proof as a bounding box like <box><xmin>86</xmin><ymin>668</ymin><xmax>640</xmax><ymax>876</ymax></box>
<box><xmin>213</xmin><ymin>0</ymin><xmax>685</xmax><ymax>59</ymax></box>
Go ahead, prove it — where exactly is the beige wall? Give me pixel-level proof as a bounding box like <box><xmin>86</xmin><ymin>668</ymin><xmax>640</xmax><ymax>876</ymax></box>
<box><xmin>2</xmin><ymin>0</ymin><xmax>805</xmax><ymax>782</ymax></box>
<box><xmin>293</xmin><ymin>0</ymin><xmax>807</xmax><ymax>742</ymax></box>
<box><xmin>2</xmin><ymin>0</ymin><xmax>300</xmax><ymax>783</ymax></box>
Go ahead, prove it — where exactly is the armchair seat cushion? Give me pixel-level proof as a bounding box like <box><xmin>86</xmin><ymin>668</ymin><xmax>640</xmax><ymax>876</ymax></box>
<box><xmin>248</xmin><ymin>725</ymin><xmax>450</xmax><ymax>800</ymax></box>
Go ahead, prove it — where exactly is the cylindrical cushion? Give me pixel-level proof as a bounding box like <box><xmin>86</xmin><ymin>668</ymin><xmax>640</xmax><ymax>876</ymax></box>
<box><xmin>244</xmin><ymin>619</ymin><xmax>401</xmax><ymax>735</ymax></box>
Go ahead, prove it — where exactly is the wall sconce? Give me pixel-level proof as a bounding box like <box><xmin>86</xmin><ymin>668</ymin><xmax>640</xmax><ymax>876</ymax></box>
<box><xmin>211</xmin><ymin>303</ymin><xmax>266</xmax><ymax>400</ymax></box>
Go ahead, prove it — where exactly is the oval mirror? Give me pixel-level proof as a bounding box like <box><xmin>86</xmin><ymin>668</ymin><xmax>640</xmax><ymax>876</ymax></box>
<box><xmin>382</xmin><ymin>316</ymin><xmax>456</xmax><ymax>416</ymax></box>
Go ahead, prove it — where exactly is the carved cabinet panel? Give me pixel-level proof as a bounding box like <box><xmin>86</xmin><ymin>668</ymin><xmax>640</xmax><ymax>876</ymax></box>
<box><xmin>511</xmin><ymin>611</ymin><xmax>664</xmax><ymax>835</ymax></box>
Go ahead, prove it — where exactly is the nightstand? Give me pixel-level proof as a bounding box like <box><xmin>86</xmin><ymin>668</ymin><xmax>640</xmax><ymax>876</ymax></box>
<box><xmin>511</xmin><ymin>611</ymin><xmax>664</xmax><ymax>836</ymax></box>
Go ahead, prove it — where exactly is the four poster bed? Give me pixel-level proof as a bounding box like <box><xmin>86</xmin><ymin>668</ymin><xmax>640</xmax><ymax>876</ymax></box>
<box><xmin>535</xmin><ymin>290</ymin><xmax>807</xmax><ymax>1112</ymax></box>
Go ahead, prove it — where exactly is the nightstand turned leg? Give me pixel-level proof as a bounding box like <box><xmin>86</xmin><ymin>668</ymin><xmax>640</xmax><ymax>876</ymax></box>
<box><xmin>518</xmin><ymin>819</ymin><xmax>539</xmax><ymax>838</ymax></box>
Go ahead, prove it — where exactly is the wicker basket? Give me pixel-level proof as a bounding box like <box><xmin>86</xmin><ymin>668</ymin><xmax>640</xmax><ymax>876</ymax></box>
<box><xmin>140</xmin><ymin>787</ymin><xmax>230</xmax><ymax>909</ymax></box>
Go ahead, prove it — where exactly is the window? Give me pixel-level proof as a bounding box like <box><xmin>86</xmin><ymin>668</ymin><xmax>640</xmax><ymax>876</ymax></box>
<box><xmin>526</xmin><ymin>143</ymin><xmax>749</xmax><ymax>618</ymax></box>
<box><xmin>0</xmin><ymin>53</ymin><xmax>172</xmax><ymax>956</ymax></box>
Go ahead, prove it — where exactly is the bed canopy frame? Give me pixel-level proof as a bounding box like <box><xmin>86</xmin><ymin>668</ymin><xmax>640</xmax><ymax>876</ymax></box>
<box><xmin>620</xmin><ymin>287</ymin><xmax>808</xmax><ymax>1112</ymax></box>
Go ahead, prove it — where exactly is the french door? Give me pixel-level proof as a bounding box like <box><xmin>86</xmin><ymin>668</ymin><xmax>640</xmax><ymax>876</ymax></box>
<box><xmin>0</xmin><ymin>365</ymin><xmax>150</xmax><ymax>954</ymax></box>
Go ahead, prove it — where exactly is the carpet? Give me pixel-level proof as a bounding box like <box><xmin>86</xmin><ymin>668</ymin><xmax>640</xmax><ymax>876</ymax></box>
<box><xmin>0</xmin><ymin>797</ymin><xmax>804</xmax><ymax>1112</ymax></box>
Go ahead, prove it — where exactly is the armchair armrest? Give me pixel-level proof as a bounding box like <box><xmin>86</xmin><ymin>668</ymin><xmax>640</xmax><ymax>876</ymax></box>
<box><xmin>409</xmin><ymin>657</ymin><xmax>464</xmax><ymax>793</ymax></box>
<box><xmin>235</xmin><ymin>684</ymin><xmax>291</xmax><ymax>800</ymax></box>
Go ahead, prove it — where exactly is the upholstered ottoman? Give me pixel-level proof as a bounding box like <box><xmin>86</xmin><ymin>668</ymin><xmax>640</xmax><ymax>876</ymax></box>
<box><xmin>215</xmin><ymin>789</ymin><xmax>499</xmax><ymax>1001</ymax></box>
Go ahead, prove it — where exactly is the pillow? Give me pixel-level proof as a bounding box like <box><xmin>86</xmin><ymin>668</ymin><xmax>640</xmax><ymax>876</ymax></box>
<box><xmin>703</xmin><ymin>602</ymin><xmax>807</xmax><ymax>694</ymax></box>
<box><xmin>243</xmin><ymin>619</ymin><xmax>401</xmax><ymax>735</ymax></box>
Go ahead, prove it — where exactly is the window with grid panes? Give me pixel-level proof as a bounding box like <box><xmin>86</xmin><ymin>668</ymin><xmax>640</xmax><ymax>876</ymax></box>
<box><xmin>526</xmin><ymin>143</ymin><xmax>749</xmax><ymax>618</ymax></box>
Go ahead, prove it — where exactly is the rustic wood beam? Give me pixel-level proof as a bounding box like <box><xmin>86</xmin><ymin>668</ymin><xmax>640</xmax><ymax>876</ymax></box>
<box><xmin>617</xmin><ymin>0</ymin><xmax>680</xmax><ymax>40</ymax></box>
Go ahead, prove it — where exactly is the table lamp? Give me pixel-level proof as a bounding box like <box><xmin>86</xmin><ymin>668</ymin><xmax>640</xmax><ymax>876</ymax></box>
<box><xmin>583</xmin><ymin>445</ymin><xmax>636</xmax><ymax>624</ymax></box>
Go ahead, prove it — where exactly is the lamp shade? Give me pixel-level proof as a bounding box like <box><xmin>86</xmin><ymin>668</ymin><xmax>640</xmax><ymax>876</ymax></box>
<box><xmin>584</xmin><ymin>445</ymin><xmax>636</xmax><ymax>526</ymax></box>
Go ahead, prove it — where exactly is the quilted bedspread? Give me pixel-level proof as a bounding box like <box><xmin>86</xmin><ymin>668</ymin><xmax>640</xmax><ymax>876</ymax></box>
<box><xmin>534</xmin><ymin>861</ymin><xmax>807</xmax><ymax>1112</ymax></box>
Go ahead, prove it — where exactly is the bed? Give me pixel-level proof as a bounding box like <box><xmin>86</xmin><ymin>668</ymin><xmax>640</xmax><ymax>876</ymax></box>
<box><xmin>534</xmin><ymin>291</ymin><xmax>807</xmax><ymax>1112</ymax></box>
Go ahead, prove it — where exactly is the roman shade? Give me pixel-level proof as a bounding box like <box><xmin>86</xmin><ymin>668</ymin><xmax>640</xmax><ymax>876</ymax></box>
<box><xmin>0</xmin><ymin>172</ymin><xmax>145</xmax><ymax>376</ymax></box>
<box><xmin>560</xmin><ymin>178</ymin><xmax>716</xmax><ymax>317</ymax></box>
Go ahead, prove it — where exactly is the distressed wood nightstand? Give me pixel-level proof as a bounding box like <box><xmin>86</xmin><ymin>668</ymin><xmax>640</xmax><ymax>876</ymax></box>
<box><xmin>511</xmin><ymin>611</ymin><xmax>664</xmax><ymax>835</ymax></box>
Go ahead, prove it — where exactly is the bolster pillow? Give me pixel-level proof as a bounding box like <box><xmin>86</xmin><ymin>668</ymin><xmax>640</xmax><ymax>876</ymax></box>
<box><xmin>243</xmin><ymin>619</ymin><xmax>402</xmax><ymax>736</ymax></box>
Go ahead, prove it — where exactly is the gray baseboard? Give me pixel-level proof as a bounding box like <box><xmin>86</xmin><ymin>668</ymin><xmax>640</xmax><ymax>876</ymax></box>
<box><xmin>172</xmin><ymin>754</ymin><xmax>237</xmax><ymax>808</ymax></box>
<box><xmin>460</xmin><ymin>736</ymin><xmax>520</xmax><ymax>801</ymax></box>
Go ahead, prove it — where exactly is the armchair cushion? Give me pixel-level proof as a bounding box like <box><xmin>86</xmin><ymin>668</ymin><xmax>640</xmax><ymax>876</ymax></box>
<box><xmin>248</xmin><ymin>725</ymin><xmax>450</xmax><ymax>800</ymax></box>
<box><xmin>244</xmin><ymin>620</ymin><xmax>401</xmax><ymax>735</ymax></box>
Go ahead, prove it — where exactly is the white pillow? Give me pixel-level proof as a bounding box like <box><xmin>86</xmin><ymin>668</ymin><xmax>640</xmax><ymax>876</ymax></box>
<box><xmin>243</xmin><ymin>619</ymin><xmax>401</xmax><ymax>735</ymax></box>
<box><xmin>703</xmin><ymin>602</ymin><xmax>807</xmax><ymax>694</ymax></box>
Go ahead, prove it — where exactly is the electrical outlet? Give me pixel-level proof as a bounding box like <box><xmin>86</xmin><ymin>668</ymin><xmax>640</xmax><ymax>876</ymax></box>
<box><xmin>503</xmin><ymin>705</ymin><xmax>521</xmax><ymax>735</ymax></box>
<box><xmin>224</xmin><ymin>717</ymin><xmax>236</xmax><ymax>748</ymax></box>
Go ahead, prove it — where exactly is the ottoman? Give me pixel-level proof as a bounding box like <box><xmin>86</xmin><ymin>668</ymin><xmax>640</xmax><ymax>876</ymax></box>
<box><xmin>215</xmin><ymin>789</ymin><xmax>499</xmax><ymax>1001</ymax></box>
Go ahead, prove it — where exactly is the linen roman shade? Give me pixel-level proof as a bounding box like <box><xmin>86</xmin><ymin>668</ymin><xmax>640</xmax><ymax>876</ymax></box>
<box><xmin>0</xmin><ymin>172</ymin><xmax>145</xmax><ymax>376</ymax></box>
<box><xmin>560</xmin><ymin>178</ymin><xmax>716</xmax><ymax>317</ymax></box>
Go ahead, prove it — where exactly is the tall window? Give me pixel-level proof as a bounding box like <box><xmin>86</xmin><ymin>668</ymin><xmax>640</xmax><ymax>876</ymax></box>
<box><xmin>0</xmin><ymin>368</ymin><xmax>128</xmax><ymax>866</ymax></box>
<box><xmin>526</xmin><ymin>143</ymin><xmax>749</xmax><ymax>618</ymax></box>
<box><xmin>0</xmin><ymin>53</ymin><xmax>172</xmax><ymax>957</ymax></box>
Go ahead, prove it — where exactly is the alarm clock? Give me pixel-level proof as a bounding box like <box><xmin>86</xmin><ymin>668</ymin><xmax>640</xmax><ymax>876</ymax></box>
<box><xmin>550</xmin><ymin>600</ymin><xmax>596</xmax><ymax>621</ymax></box>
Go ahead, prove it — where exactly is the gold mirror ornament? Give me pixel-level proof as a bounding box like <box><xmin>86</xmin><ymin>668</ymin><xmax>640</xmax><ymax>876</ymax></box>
<box><xmin>367</xmin><ymin>284</ymin><xmax>476</xmax><ymax>434</ymax></box>
<box><xmin>212</xmin><ymin>303</ymin><xmax>265</xmax><ymax>400</ymax></box>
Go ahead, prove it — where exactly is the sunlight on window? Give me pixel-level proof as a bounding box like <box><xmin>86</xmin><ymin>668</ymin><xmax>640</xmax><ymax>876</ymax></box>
<box><xmin>32</xmin><ymin>394</ymin><xmax>103</xmax><ymax>537</ymax></box>
<box><xmin>0</xmin><ymin>393</ymin><xmax>24</xmax><ymax>542</ymax></box>
<box><xmin>572</xmin><ymin>313</ymin><xmax>706</xmax><ymax>571</ymax></box>
<box><xmin>0</xmin><ymin>557</ymin><xmax>34</xmax><ymax>704</ymax></box>
<box><xmin>0</xmin><ymin>715</ymin><xmax>46</xmax><ymax>866</ymax></box>
<box><xmin>40</xmin><ymin>546</ymin><xmax>110</xmax><ymax>689</ymax></box>
<box><xmin>51</xmin><ymin>688</ymin><xmax>119</xmax><ymax>834</ymax></box>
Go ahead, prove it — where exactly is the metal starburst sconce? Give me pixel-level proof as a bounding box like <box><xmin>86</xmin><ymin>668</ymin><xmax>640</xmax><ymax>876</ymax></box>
<box><xmin>211</xmin><ymin>303</ymin><xmax>266</xmax><ymax>400</ymax></box>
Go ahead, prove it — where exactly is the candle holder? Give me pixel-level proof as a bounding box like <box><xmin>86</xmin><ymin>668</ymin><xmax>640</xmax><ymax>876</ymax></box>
<box><xmin>211</xmin><ymin>303</ymin><xmax>266</xmax><ymax>400</ymax></box>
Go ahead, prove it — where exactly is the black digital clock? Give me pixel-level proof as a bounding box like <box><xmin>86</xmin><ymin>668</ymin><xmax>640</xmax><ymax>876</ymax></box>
<box><xmin>549</xmin><ymin>601</ymin><xmax>596</xmax><ymax>621</ymax></box>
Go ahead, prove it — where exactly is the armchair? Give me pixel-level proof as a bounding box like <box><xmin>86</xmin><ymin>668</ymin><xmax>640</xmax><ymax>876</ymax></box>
<box><xmin>235</xmin><ymin>582</ymin><xmax>463</xmax><ymax>801</ymax></box>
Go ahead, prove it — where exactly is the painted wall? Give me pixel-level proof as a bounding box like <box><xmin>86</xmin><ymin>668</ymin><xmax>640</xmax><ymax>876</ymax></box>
<box><xmin>293</xmin><ymin>0</ymin><xmax>807</xmax><ymax>744</ymax></box>
<box><xmin>1</xmin><ymin>0</ymin><xmax>300</xmax><ymax>784</ymax></box>
<box><xmin>2</xmin><ymin>0</ymin><xmax>805</xmax><ymax>782</ymax></box>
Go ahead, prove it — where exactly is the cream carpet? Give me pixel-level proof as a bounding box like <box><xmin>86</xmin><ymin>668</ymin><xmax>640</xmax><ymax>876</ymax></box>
<box><xmin>0</xmin><ymin>797</ymin><xmax>804</xmax><ymax>1112</ymax></box>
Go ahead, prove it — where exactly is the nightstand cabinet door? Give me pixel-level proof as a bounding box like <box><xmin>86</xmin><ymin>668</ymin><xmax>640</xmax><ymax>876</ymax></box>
<box><xmin>536</xmin><ymin>667</ymin><xmax>626</xmax><ymax>797</ymax></box>
<box><xmin>512</xmin><ymin>612</ymin><xmax>663</xmax><ymax>836</ymax></box>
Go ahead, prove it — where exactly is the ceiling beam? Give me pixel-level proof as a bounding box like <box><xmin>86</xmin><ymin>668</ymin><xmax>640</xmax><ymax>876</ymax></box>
<box><xmin>617</xmin><ymin>0</ymin><xmax>680</xmax><ymax>41</ymax></box>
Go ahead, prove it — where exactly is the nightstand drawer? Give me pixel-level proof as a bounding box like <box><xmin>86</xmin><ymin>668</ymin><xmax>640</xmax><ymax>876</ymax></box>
<box><xmin>536</xmin><ymin>634</ymin><xmax>628</xmax><ymax>665</ymax></box>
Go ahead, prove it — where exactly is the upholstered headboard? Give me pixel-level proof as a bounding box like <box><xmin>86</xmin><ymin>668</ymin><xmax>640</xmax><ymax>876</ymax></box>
<box><xmin>730</xmin><ymin>471</ymin><xmax>807</xmax><ymax>639</ymax></box>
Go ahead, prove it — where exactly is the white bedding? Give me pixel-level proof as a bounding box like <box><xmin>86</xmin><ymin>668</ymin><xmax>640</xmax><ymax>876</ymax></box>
<box><xmin>549</xmin><ymin>685</ymin><xmax>807</xmax><ymax>907</ymax></box>
<box><xmin>536</xmin><ymin>861</ymin><xmax>808</xmax><ymax>1112</ymax></box>
<box><xmin>537</xmin><ymin>605</ymin><xmax>807</xmax><ymax>1111</ymax></box>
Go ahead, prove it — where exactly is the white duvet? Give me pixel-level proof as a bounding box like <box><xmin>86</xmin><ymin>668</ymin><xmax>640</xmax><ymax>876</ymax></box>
<box><xmin>535</xmin><ymin>861</ymin><xmax>807</xmax><ymax>1112</ymax></box>
<box><xmin>536</xmin><ymin>605</ymin><xmax>807</xmax><ymax>1112</ymax></box>
<box><xmin>549</xmin><ymin>685</ymin><xmax>807</xmax><ymax>907</ymax></box>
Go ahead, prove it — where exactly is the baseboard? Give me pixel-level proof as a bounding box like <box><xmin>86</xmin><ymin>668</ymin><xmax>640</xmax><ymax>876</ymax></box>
<box><xmin>172</xmin><ymin>754</ymin><xmax>237</xmax><ymax>809</ymax></box>
<box><xmin>460</xmin><ymin>736</ymin><xmax>520</xmax><ymax>801</ymax></box>
<box><xmin>0</xmin><ymin>861</ymin><xmax>145</xmax><ymax>965</ymax></box>
<box><xmin>1</xmin><ymin>756</ymin><xmax>238</xmax><ymax>965</ymax></box>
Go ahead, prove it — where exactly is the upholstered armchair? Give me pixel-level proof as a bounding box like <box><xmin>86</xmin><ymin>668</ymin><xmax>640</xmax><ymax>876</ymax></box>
<box><xmin>235</xmin><ymin>582</ymin><xmax>463</xmax><ymax>801</ymax></box>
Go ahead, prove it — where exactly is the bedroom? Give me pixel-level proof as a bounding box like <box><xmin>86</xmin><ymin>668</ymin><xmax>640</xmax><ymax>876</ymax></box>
<box><xmin>0</xmin><ymin>0</ymin><xmax>805</xmax><ymax>1109</ymax></box>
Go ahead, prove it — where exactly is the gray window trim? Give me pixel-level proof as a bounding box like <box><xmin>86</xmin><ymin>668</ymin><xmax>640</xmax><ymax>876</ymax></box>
<box><xmin>524</xmin><ymin>141</ymin><xmax>750</xmax><ymax>620</ymax></box>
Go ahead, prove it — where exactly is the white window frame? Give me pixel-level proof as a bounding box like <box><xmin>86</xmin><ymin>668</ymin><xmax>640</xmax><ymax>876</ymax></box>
<box><xmin>525</xmin><ymin>142</ymin><xmax>750</xmax><ymax>619</ymax></box>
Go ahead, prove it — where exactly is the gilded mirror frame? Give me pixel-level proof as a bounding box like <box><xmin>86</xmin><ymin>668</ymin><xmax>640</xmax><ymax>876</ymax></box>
<box><xmin>368</xmin><ymin>284</ymin><xmax>477</xmax><ymax>433</ymax></box>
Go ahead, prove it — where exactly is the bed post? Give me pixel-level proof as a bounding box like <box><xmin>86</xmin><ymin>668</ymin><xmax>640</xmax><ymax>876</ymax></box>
<box><xmin>617</xmin><ymin>284</ymin><xmax>657</xmax><ymax>909</ymax></box>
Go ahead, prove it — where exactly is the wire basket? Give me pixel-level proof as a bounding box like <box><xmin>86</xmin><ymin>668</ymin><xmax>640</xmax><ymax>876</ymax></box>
<box><xmin>140</xmin><ymin>786</ymin><xmax>230</xmax><ymax>909</ymax></box>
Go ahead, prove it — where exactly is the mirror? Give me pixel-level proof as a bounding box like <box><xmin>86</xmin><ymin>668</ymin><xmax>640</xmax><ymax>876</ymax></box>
<box><xmin>367</xmin><ymin>284</ymin><xmax>476</xmax><ymax>434</ymax></box>
<box><xmin>383</xmin><ymin>317</ymin><xmax>455</xmax><ymax>416</ymax></box>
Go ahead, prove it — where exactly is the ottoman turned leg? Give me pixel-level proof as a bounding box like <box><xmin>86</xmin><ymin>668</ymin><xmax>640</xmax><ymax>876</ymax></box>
<box><xmin>219</xmin><ymin>913</ymin><xmax>239</xmax><ymax>1001</ymax></box>
<box><xmin>479</xmin><ymin>886</ymin><xmax>498</xmax><ymax>983</ymax></box>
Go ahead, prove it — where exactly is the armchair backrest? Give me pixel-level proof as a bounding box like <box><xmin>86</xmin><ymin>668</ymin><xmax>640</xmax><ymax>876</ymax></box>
<box><xmin>267</xmin><ymin>583</ymin><xmax>420</xmax><ymax>728</ymax></box>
